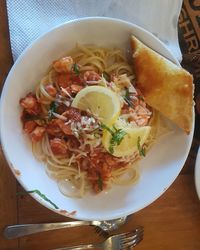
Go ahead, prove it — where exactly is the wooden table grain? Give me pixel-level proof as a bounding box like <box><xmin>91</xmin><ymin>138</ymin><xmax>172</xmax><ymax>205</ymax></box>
<box><xmin>0</xmin><ymin>1</ymin><xmax>200</xmax><ymax>249</ymax></box>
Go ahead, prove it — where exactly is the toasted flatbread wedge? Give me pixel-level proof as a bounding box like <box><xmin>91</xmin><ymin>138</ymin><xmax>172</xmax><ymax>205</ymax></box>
<box><xmin>131</xmin><ymin>35</ymin><xmax>194</xmax><ymax>134</ymax></box>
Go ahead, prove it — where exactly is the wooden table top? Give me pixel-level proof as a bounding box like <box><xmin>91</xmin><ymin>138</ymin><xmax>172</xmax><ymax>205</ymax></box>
<box><xmin>0</xmin><ymin>1</ymin><xmax>200</xmax><ymax>249</ymax></box>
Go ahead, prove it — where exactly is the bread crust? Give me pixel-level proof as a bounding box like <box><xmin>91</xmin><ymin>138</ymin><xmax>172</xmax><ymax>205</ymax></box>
<box><xmin>131</xmin><ymin>35</ymin><xmax>194</xmax><ymax>134</ymax></box>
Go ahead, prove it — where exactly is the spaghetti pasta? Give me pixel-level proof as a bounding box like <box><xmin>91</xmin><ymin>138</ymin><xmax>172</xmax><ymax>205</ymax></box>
<box><xmin>19</xmin><ymin>44</ymin><xmax>163</xmax><ymax>198</ymax></box>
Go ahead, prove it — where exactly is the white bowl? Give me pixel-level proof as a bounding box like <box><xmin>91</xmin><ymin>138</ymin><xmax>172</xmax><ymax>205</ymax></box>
<box><xmin>195</xmin><ymin>147</ymin><xmax>200</xmax><ymax>199</ymax></box>
<box><xmin>0</xmin><ymin>17</ymin><xmax>194</xmax><ymax>220</ymax></box>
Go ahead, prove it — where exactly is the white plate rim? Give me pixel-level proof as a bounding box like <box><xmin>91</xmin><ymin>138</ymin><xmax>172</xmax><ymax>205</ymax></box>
<box><xmin>0</xmin><ymin>16</ymin><xmax>195</xmax><ymax>220</ymax></box>
<box><xmin>195</xmin><ymin>146</ymin><xmax>200</xmax><ymax>199</ymax></box>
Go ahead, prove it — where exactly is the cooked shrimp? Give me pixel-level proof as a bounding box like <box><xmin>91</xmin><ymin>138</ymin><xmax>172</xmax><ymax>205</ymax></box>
<box><xmin>71</xmin><ymin>84</ymin><xmax>83</xmax><ymax>93</ymax></box>
<box><xmin>30</xmin><ymin>126</ymin><xmax>46</xmax><ymax>142</ymax></box>
<box><xmin>23</xmin><ymin>121</ymin><xmax>37</xmax><ymax>133</ymax></box>
<box><xmin>56</xmin><ymin>73</ymin><xmax>71</xmax><ymax>88</ymax></box>
<box><xmin>50</xmin><ymin>138</ymin><xmax>68</xmax><ymax>155</ymax></box>
<box><xmin>60</xmin><ymin>84</ymin><xmax>83</xmax><ymax>96</ymax></box>
<box><xmin>56</xmin><ymin>119</ymin><xmax>73</xmax><ymax>135</ymax></box>
<box><xmin>20</xmin><ymin>93</ymin><xmax>41</xmax><ymax>115</ymax></box>
<box><xmin>45</xmin><ymin>84</ymin><xmax>57</xmax><ymax>97</ymax></box>
<box><xmin>83</xmin><ymin>71</ymin><xmax>101</xmax><ymax>82</ymax></box>
<box><xmin>46</xmin><ymin>120</ymin><xmax>63</xmax><ymax>137</ymax></box>
<box><xmin>53</xmin><ymin>56</ymin><xmax>74</xmax><ymax>73</ymax></box>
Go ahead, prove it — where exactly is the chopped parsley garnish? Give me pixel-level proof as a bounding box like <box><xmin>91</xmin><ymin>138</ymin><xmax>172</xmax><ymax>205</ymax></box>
<box><xmin>73</xmin><ymin>63</ymin><xmax>80</xmax><ymax>75</ymax></box>
<box><xmin>137</xmin><ymin>136</ymin><xmax>146</xmax><ymax>157</ymax></box>
<box><xmin>17</xmin><ymin>189</ymin><xmax>59</xmax><ymax>209</ymax></box>
<box><xmin>48</xmin><ymin>101</ymin><xmax>59</xmax><ymax>120</ymax></box>
<box><xmin>101</xmin><ymin>124</ymin><xmax>127</xmax><ymax>154</ymax></box>
<box><xmin>124</xmin><ymin>88</ymin><xmax>134</xmax><ymax>108</ymax></box>
<box><xmin>102</xmin><ymin>71</ymin><xmax>111</xmax><ymax>82</ymax></box>
<box><xmin>101</xmin><ymin>124</ymin><xmax>114</xmax><ymax>134</ymax></box>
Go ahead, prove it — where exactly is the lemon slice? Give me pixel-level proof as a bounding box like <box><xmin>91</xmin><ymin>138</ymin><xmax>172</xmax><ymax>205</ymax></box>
<box><xmin>71</xmin><ymin>86</ymin><xmax>121</xmax><ymax>124</ymax></box>
<box><xmin>102</xmin><ymin>120</ymin><xmax>151</xmax><ymax>157</ymax></box>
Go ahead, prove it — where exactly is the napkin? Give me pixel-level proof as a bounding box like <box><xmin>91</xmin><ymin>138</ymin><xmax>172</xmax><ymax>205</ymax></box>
<box><xmin>6</xmin><ymin>0</ymin><xmax>183</xmax><ymax>62</ymax></box>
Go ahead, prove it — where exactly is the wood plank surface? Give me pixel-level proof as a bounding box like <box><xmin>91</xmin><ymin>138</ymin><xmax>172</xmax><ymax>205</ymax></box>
<box><xmin>0</xmin><ymin>149</ymin><xmax>18</xmax><ymax>250</ymax></box>
<box><xmin>0</xmin><ymin>0</ymin><xmax>200</xmax><ymax>249</ymax></box>
<box><xmin>0</xmin><ymin>1</ymin><xmax>18</xmax><ymax>250</ymax></box>
<box><xmin>16</xmin><ymin>175</ymin><xmax>200</xmax><ymax>250</ymax></box>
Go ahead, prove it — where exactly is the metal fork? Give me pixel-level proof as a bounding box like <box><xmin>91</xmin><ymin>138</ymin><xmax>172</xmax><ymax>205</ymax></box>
<box><xmin>53</xmin><ymin>226</ymin><xmax>143</xmax><ymax>250</ymax></box>
<box><xmin>4</xmin><ymin>217</ymin><xmax>128</xmax><ymax>239</ymax></box>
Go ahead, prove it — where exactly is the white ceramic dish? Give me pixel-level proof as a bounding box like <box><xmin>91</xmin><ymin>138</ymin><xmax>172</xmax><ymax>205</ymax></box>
<box><xmin>195</xmin><ymin>147</ymin><xmax>200</xmax><ymax>199</ymax></box>
<box><xmin>0</xmin><ymin>17</ymin><xmax>194</xmax><ymax>220</ymax></box>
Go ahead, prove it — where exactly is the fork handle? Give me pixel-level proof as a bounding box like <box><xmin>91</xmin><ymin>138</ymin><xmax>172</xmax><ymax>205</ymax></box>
<box><xmin>53</xmin><ymin>243</ymin><xmax>101</xmax><ymax>250</ymax></box>
<box><xmin>4</xmin><ymin>221</ymin><xmax>92</xmax><ymax>239</ymax></box>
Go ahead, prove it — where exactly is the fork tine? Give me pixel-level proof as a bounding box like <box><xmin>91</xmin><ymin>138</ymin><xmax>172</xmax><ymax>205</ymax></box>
<box><xmin>121</xmin><ymin>237</ymin><xmax>143</xmax><ymax>250</ymax></box>
<box><xmin>119</xmin><ymin>227</ymin><xmax>143</xmax><ymax>240</ymax></box>
<box><xmin>121</xmin><ymin>229</ymin><xmax>143</xmax><ymax>243</ymax></box>
<box><xmin>132</xmin><ymin>236</ymin><xmax>143</xmax><ymax>247</ymax></box>
<box><xmin>121</xmin><ymin>233</ymin><xmax>141</xmax><ymax>244</ymax></box>
<box><xmin>121</xmin><ymin>232</ymin><xmax>144</xmax><ymax>250</ymax></box>
<box><xmin>94</xmin><ymin>226</ymin><xmax>109</xmax><ymax>238</ymax></box>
